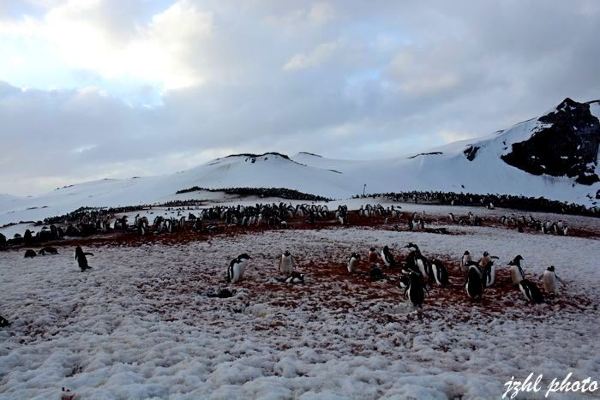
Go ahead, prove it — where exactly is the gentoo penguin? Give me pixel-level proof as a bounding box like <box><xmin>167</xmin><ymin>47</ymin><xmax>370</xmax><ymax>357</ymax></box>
<box><xmin>227</xmin><ymin>253</ymin><xmax>251</xmax><ymax>283</ymax></box>
<box><xmin>75</xmin><ymin>246</ymin><xmax>93</xmax><ymax>271</ymax></box>
<box><xmin>347</xmin><ymin>253</ymin><xmax>360</xmax><ymax>273</ymax></box>
<box><xmin>405</xmin><ymin>243</ymin><xmax>429</xmax><ymax>279</ymax></box>
<box><xmin>370</xmin><ymin>264</ymin><xmax>384</xmax><ymax>281</ymax></box>
<box><xmin>519</xmin><ymin>279</ymin><xmax>544</xmax><ymax>303</ymax></box>
<box><xmin>381</xmin><ymin>246</ymin><xmax>395</xmax><ymax>268</ymax></box>
<box><xmin>0</xmin><ymin>315</ymin><xmax>10</xmax><ymax>328</ymax></box>
<box><xmin>368</xmin><ymin>247</ymin><xmax>379</xmax><ymax>263</ymax></box>
<box><xmin>478</xmin><ymin>251</ymin><xmax>492</xmax><ymax>269</ymax></box>
<box><xmin>24</xmin><ymin>249</ymin><xmax>36</xmax><ymax>258</ymax></box>
<box><xmin>405</xmin><ymin>272</ymin><xmax>426</xmax><ymax>308</ymax></box>
<box><xmin>431</xmin><ymin>259</ymin><xmax>449</xmax><ymax>287</ymax></box>
<box><xmin>508</xmin><ymin>255</ymin><xmax>525</xmax><ymax>285</ymax></box>
<box><xmin>285</xmin><ymin>271</ymin><xmax>305</xmax><ymax>284</ymax></box>
<box><xmin>279</xmin><ymin>250</ymin><xmax>294</xmax><ymax>275</ymax></box>
<box><xmin>461</xmin><ymin>251</ymin><xmax>473</xmax><ymax>276</ymax></box>
<box><xmin>465</xmin><ymin>265</ymin><xmax>483</xmax><ymax>300</ymax></box>
<box><xmin>541</xmin><ymin>266</ymin><xmax>564</xmax><ymax>295</ymax></box>
<box><xmin>483</xmin><ymin>260</ymin><xmax>497</xmax><ymax>288</ymax></box>
<box><xmin>38</xmin><ymin>246</ymin><xmax>58</xmax><ymax>255</ymax></box>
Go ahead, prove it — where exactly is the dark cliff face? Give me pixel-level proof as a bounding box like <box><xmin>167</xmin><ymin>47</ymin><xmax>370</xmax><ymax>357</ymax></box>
<box><xmin>501</xmin><ymin>98</ymin><xmax>600</xmax><ymax>185</ymax></box>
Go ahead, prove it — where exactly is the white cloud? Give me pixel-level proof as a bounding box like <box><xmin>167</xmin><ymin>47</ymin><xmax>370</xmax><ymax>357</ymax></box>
<box><xmin>0</xmin><ymin>0</ymin><xmax>212</xmax><ymax>90</ymax></box>
<box><xmin>283</xmin><ymin>41</ymin><xmax>338</xmax><ymax>71</ymax></box>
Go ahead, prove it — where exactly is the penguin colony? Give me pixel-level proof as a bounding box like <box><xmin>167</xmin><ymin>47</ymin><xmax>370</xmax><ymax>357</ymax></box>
<box><xmin>3</xmin><ymin>199</ymin><xmax>581</xmax><ymax>321</ymax></box>
<box><xmin>218</xmin><ymin>243</ymin><xmax>564</xmax><ymax>309</ymax></box>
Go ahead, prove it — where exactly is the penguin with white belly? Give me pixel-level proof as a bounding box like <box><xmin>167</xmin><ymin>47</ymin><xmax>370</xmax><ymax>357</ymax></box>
<box><xmin>279</xmin><ymin>250</ymin><xmax>294</xmax><ymax>275</ymax></box>
<box><xmin>519</xmin><ymin>279</ymin><xmax>544</xmax><ymax>304</ymax></box>
<box><xmin>431</xmin><ymin>259</ymin><xmax>449</xmax><ymax>287</ymax></box>
<box><xmin>381</xmin><ymin>246</ymin><xmax>396</xmax><ymax>268</ymax></box>
<box><xmin>227</xmin><ymin>253</ymin><xmax>251</xmax><ymax>283</ymax></box>
<box><xmin>347</xmin><ymin>252</ymin><xmax>360</xmax><ymax>273</ymax></box>
<box><xmin>540</xmin><ymin>266</ymin><xmax>564</xmax><ymax>295</ymax></box>
<box><xmin>508</xmin><ymin>255</ymin><xmax>525</xmax><ymax>285</ymax></box>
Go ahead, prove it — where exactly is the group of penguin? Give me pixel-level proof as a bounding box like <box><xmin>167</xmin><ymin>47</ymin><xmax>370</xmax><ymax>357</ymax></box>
<box><xmin>224</xmin><ymin>243</ymin><xmax>565</xmax><ymax>309</ymax></box>
<box><xmin>23</xmin><ymin>246</ymin><xmax>93</xmax><ymax>272</ymax></box>
<box><xmin>226</xmin><ymin>250</ymin><xmax>306</xmax><ymax>285</ymax></box>
<box><xmin>461</xmin><ymin>251</ymin><xmax>563</xmax><ymax>304</ymax></box>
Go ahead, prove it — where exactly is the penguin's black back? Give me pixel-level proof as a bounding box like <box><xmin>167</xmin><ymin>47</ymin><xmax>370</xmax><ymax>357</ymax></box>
<box><xmin>466</xmin><ymin>267</ymin><xmax>483</xmax><ymax>299</ymax></box>
<box><xmin>408</xmin><ymin>275</ymin><xmax>425</xmax><ymax>307</ymax></box>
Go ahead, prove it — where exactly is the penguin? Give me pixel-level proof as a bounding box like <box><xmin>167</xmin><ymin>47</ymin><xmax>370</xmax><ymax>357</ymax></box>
<box><xmin>482</xmin><ymin>260</ymin><xmax>496</xmax><ymax>288</ymax></box>
<box><xmin>0</xmin><ymin>315</ymin><xmax>10</xmax><ymax>328</ymax></box>
<box><xmin>518</xmin><ymin>279</ymin><xmax>544</xmax><ymax>303</ymax></box>
<box><xmin>405</xmin><ymin>272</ymin><xmax>426</xmax><ymax>308</ymax></box>
<box><xmin>206</xmin><ymin>288</ymin><xmax>235</xmax><ymax>298</ymax></box>
<box><xmin>38</xmin><ymin>246</ymin><xmax>58</xmax><ymax>255</ymax></box>
<box><xmin>227</xmin><ymin>253</ymin><xmax>251</xmax><ymax>283</ymax></box>
<box><xmin>508</xmin><ymin>255</ymin><xmax>525</xmax><ymax>285</ymax></box>
<box><xmin>431</xmin><ymin>259</ymin><xmax>449</xmax><ymax>287</ymax></box>
<box><xmin>347</xmin><ymin>252</ymin><xmax>360</xmax><ymax>273</ymax></box>
<box><xmin>75</xmin><ymin>246</ymin><xmax>93</xmax><ymax>271</ymax></box>
<box><xmin>398</xmin><ymin>274</ymin><xmax>410</xmax><ymax>289</ymax></box>
<box><xmin>465</xmin><ymin>265</ymin><xmax>483</xmax><ymax>300</ymax></box>
<box><xmin>380</xmin><ymin>246</ymin><xmax>395</xmax><ymax>268</ymax></box>
<box><xmin>24</xmin><ymin>249</ymin><xmax>37</xmax><ymax>258</ymax></box>
<box><xmin>461</xmin><ymin>251</ymin><xmax>473</xmax><ymax>276</ymax></box>
<box><xmin>369</xmin><ymin>264</ymin><xmax>384</xmax><ymax>281</ymax></box>
<box><xmin>279</xmin><ymin>250</ymin><xmax>294</xmax><ymax>275</ymax></box>
<box><xmin>285</xmin><ymin>271</ymin><xmax>305</xmax><ymax>284</ymax></box>
<box><xmin>405</xmin><ymin>243</ymin><xmax>430</xmax><ymax>279</ymax></box>
<box><xmin>368</xmin><ymin>247</ymin><xmax>379</xmax><ymax>263</ymax></box>
<box><xmin>540</xmin><ymin>266</ymin><xmax>564</xmax><ymax>295</ymax></box>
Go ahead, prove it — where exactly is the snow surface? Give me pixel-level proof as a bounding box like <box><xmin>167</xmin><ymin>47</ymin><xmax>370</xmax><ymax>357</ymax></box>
<box><xmin>1</xmin><ymin>219</ymin><xmax>599</xmax><ymax>399</ymax></box>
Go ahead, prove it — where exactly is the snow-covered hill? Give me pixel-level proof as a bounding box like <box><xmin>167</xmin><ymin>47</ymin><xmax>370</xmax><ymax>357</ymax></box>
<box><xmin>1</xmin><ymin>99</ymin><xmax>598</xmax><ymax>225</ymax></box>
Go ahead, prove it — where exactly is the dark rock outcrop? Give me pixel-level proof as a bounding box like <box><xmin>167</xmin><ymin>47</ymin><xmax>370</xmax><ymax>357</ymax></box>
<box><xmin>501</xmin><ymin>98</ymin><xmax>599</xmax><ymax>184</ymax></box>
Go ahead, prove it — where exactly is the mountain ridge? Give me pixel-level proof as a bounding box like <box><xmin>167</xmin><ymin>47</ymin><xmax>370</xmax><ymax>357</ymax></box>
<box><xmin>0</xmin><ymin>98</ymin><xmax>598</xmax><ymax>224</ymax></box>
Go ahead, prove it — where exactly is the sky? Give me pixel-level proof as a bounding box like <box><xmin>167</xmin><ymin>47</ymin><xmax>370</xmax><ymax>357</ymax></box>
<box><xmin>0</xmin><ymin>0</ymin><xmax>599</xmax><ymax>196</ymax></box>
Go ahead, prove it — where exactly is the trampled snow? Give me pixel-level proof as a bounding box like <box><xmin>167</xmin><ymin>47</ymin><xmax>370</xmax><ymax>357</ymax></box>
<box><xmin>1</xmin><ymin>215</ymin><xmax>599</xmax><ymax>399</ymax></box>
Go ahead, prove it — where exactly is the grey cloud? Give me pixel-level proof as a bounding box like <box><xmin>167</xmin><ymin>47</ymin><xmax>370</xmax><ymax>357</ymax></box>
<box><xmin>0</xmin><ymin>0</ymin><xmax>599</xmax><ymax>195</ymax></box>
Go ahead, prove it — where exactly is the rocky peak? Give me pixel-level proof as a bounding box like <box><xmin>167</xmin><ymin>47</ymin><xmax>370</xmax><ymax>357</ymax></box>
<box><xmin>501</xmin><ymin>98</ymin><xmax>599</xmax><ymax>184</ymax></box>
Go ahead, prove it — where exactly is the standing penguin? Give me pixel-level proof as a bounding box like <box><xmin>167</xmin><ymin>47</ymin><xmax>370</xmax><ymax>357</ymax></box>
<box><xmin>540</xmin><ymin>266</ymin><xmax>564</xmax><ymax>295</ymax></box>
<box><xmin>380</xmin><ymin>246</ymin><xmax>395</xmax><ymax>268</ymax></box>
<box><xmin>483</xmin><ymin>260</ymin><xmax>497</xmax><ymax>288</ymax></box>
<box><xmin>405</xmin><ymin>272</ymin><xmax>426</xmax><ymax>308</ymax></box>
<box><xmin>347</xmin><ymin>253</ymin><xmax>360</xmax><ymax>273</ymax></box>
<box><xmin>465</xmin><ymin>265</ymin><xmax>483</xmax><ymax>300</ymax></box>
<box><xmin>75</xmin><ymin>246</ymin><xmax>93</xmax><ymax>271</ymax></box>
<box><xmin>279</xmin><ymin>250</ymin><xmax>294</xmax><ymax>275</ymax></box>
<box><xmin>431</xmin><ymin>259</ymin><xmax>449</xmax><ymax>287</ymax></box>
<box><xmin>368</xmin><ymin>247</ymin><xmax>379</xmax><ymax>263</ymax></box>
<box><xmin>227</xmin><ymin>253</ymin><xmax>251</xmax><ymax>283</ymax></box>
<box><xmin>508</xmin><ymin>255</ymin><xmax>525</xmax><ymax>285</ymax></box>
<box><xmin>519</xmin><ymin>279</ymin><xmax>544</xmax><ymax>304</ymax></box>
<box><xmin>461</xmin><ymin>251</ymin><xmax>473</xmax><ymax>277</ymax></box>
<box><xmin>405</xmin><ymin>243</ymin><xmax>430</xmax><ymax>280</ymax></box>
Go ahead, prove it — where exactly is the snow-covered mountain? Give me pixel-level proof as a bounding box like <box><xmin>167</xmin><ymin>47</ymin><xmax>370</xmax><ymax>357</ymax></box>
<box><xmin>1</xmin><ymin>98</ymin><xmax>598</xmax><ymax>225</ymax></box>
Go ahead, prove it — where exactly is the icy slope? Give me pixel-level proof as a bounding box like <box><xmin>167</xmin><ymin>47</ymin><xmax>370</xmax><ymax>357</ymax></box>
<box><xmin>1</xmin><ymin>100</ymin><xmax>599</xmax><ymax>225</ymax></box>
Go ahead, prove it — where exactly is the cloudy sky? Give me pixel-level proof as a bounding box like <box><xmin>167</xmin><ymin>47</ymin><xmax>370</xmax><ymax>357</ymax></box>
<box><xmin>0</xmin><ymin>0</ymin><xmax>599</xmax><ymax>195</ymax></box>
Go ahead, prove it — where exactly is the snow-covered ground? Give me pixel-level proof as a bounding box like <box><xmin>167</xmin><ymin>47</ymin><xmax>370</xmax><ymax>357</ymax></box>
<box><xmin>1</xmin><ymin>218</ymin><xmax>599</xmax><ymax>399</ymax></box>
